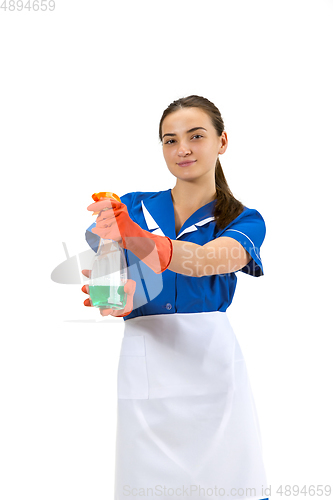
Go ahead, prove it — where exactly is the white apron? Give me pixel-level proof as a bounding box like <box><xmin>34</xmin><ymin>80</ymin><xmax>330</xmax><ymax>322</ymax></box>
<box><xmin>114</xmin><ymin>311</ymin><xmax>268</xmax><ymax>500</ymax></box>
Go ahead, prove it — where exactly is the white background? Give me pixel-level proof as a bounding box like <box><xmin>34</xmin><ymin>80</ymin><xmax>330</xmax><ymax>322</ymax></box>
<box><xmin>1</xmin><ymin>0</ymin><xmax>332</xmax><ymax>499</ymax></box>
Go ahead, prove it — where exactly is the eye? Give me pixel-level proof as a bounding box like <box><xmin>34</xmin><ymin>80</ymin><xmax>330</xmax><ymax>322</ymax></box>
<box><xmin>163</xmin><ymin>134</ymin><xmax>203</xmax><ymax>145</ymax></box>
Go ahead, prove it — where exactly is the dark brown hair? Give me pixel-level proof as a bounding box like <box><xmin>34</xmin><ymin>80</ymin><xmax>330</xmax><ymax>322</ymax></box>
<box><xmin>158</xmin><ymin>95</ymin><xmax>245</xmax><ymax>231</ymax></box>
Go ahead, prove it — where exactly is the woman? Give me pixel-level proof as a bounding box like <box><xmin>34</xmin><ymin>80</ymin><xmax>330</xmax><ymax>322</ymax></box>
<box><xmin>82</xmin><ymin>95</ymin><xmax>269</xmax><ymax>500</ymax></box>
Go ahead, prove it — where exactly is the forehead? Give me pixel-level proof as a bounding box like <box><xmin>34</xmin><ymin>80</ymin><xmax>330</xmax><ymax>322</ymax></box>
<box><xmin>162</xmin><ymin>107</ymin><xmax>212</xmax><ymax>134</ymax></box>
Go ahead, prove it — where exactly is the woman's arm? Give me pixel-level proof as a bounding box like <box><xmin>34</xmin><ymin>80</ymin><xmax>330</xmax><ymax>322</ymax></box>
<box><xmin>167</xmin><ymin>237</ymin><xmax>251</xmax><ymax>277</ymax></box>
<box><xmin>86</xmin><ymin>199</ymin><xmax>251</xmax><ymax>277</ymax></box>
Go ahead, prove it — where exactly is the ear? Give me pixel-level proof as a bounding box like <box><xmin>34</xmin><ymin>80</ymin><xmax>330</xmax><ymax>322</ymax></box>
<box><xmin>218</xmin><ymin>131</ymin><xmax>228</xmax><ymax>155</ymax></box>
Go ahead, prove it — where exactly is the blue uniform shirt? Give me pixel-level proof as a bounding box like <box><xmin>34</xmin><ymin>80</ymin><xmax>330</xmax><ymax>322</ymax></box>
<box><xmin>85</xmin><ymin>188</ymin><xmax>266</xmax><ymax>320</ymax></box>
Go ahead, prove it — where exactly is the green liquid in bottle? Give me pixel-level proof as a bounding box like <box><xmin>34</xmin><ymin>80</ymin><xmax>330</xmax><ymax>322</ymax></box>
<box><xmin>89</xmin><ymin>285</ymin><xmax>126</xmax><ymax>310</ymax></box>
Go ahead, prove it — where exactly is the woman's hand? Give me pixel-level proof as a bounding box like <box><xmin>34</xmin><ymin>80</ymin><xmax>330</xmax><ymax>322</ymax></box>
<box><xmin>81</xmin><ymin>269</ymin><xmax>136</xmax><ymax>317</ymax></box>
<box><xmin>87</xmin><ymin>199</ymin><xmax>129</xmax><ymax>246</ymax></box>
<box><xmin>87</xmin><ymin>199</ymin><xmax>173</xmax><ymax>274</ymax></box>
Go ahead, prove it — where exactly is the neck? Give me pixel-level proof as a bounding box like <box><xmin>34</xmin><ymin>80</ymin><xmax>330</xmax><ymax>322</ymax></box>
<box><xmin>171</xmin><ymin>179</ymin><xmax>217</xmax><ymax>209</ymax></box>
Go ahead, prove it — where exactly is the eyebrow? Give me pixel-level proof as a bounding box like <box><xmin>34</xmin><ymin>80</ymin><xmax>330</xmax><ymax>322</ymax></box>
<box><xmin>162</xmin><ymin>127</ymin><xmax>207</xmax><ymax>140</ymax></box>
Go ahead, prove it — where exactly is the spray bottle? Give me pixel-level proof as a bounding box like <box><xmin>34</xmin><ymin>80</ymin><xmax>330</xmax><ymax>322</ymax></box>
<box><xmin>89</xmin><ymin>192</ymin><xmax>128</xmax><ymax>310</ymax></box>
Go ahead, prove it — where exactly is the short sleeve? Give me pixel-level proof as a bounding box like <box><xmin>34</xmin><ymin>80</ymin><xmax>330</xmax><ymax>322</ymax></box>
<box><xmin>216</xmin><ymin>207</ymin><xmax>266</xmax><ymax>277</ymax></box>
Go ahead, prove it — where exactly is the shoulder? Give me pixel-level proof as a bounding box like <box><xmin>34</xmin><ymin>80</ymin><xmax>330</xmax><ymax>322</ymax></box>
<box><xmin>215</xmin><ymin>205</ymin><xmax>266</xmax><ymax>248</ymax></box>
<box><xmin>221</xmin><ymin>206</ymin><xmax>265</xmax><ymax>233</ymax></box>
<box><xmin>230</xmin><ymin>206</ymin><xmax>265</xmax><ymax>225</ymax></box>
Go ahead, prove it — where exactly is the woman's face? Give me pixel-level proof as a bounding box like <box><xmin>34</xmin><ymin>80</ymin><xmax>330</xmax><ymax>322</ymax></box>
<box><xmin>161</xmin><ymin>107</ymin><xmax>227</xmax><ymax>182</ymax></box>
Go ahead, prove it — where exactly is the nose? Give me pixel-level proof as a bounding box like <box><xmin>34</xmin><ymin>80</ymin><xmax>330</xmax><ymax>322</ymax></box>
<box><xmin>177</xmin><ymin>140</ymin><xmax>192</xmax><ymax>157</ymax></box>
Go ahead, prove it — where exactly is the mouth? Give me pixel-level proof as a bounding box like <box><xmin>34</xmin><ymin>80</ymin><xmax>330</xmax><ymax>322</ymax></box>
<box><xmin>177</xmin><ymin>160</ymin><xmax>197</xmax><ymax>167</ymax></box>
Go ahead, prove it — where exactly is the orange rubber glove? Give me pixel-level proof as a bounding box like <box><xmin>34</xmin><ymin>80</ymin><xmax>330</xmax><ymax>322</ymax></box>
<box><xmin>87</xmin><ymin>199</ymin><xmax>173</xmax><ymax>274</ymax></box>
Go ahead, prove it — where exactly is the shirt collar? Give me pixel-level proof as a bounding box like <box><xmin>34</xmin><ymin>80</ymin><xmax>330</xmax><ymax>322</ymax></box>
<box><xmin>141</xmin><ymin>188</ymin><xmax>216</xmax><ymax>239</ymax></box>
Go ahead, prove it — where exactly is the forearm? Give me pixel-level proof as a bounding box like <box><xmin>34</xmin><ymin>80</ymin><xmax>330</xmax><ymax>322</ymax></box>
<box><xmin>167</xmin><ymin>238</ymin><xmax>251</xmax><ymax>277</ymax></box>
<box><xmin>128</xmin><ymin>238</ymin><xmax>205</xmax><ymax>277</ymax></box>
<box><xmin>167</xmin><ymin>240</ymin><xmax>206</xmax><ymax>277</ymax></box>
